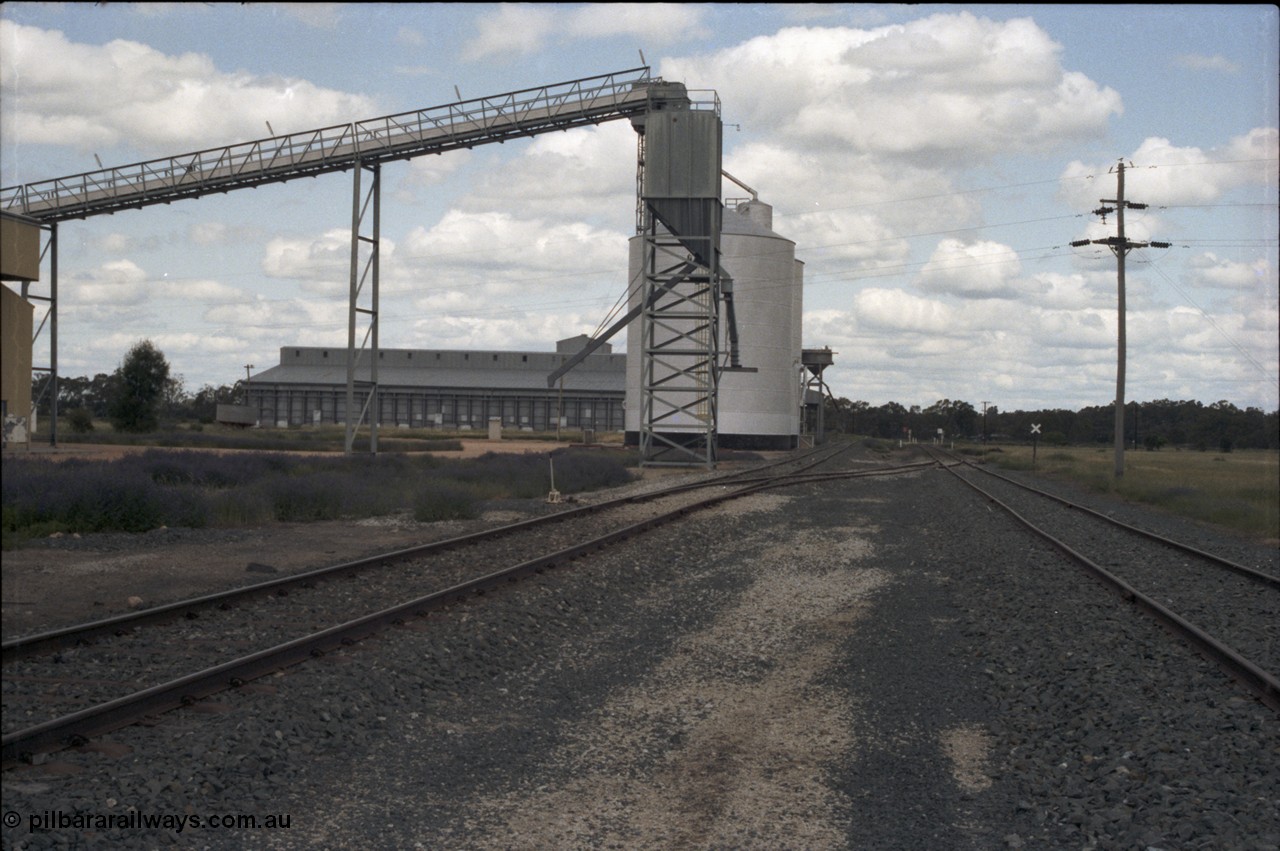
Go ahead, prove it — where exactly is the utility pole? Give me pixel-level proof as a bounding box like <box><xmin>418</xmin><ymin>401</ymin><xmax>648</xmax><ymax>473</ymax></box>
<box><xmin>1071</xmin><ymin>160</ymin><xmax>1170</xmax><ymax>478</ymax></box>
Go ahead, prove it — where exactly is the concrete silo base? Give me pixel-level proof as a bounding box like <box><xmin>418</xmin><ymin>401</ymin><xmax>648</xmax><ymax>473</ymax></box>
<box><xmin>624</xmin><ymin>431</ymin><xmax>797</xmax><ymax>452</ymax></box>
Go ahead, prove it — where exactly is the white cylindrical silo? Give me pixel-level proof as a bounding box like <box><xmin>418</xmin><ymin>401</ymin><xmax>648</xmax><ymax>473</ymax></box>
<box><xmin>718</xmin><ymin>199</ymin><xmax>801</xmax><ymax>448</ymax></box>
<box><xmin>624</xmin><ymin>236</ymin><xmax>645</xmax><ymax>438</ymax></box>
<box><xmin>625</xmin><ymin>198</ymin><xmax>802</xmax><ymax>450</ymax></box>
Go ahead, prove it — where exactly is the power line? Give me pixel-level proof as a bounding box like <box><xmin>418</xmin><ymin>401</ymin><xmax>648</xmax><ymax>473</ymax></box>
<box><xmin>769</xmin><ymin>175</ymin><xmax>1085</xmax><ymax>219</ymax></box>
<box><xmin>1143</xmin><ymin>259</ymin><xmax>1277</xmax><ymax>383</ymax></box>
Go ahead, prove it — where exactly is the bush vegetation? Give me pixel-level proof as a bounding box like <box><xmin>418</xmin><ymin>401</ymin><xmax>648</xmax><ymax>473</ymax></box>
<box><xmin>40</xmin><ymin>423</ymin><xmax>466</xmax><ymax>454</ymax></box>
<box><xmin>2</xmin><ymin>447</ymin><xmax>636</xmax><ymax>549</ymax></box>
<box><xmin>107</xmin><ymin>340</ymin><xmax>171</xmax><ymax>433</ymax></box>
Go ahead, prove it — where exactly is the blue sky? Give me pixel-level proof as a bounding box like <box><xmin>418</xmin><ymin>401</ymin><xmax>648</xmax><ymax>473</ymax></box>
<box><xmin>2</xmin><ymin>3</ymin><xmax>1276</xmax><ymax>413</ymax></box>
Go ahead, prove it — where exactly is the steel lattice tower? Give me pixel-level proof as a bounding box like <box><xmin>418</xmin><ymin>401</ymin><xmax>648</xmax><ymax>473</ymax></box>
<box><xmin>630</xmin><ymin>83</ymin><xmax>725</xmax><ymax>468</ymax></box>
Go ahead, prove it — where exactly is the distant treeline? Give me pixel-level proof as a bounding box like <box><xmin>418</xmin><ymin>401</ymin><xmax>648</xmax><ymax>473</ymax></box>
<box><xmin>31</xmin><ymin>375</ymin><xmax>1278</xmax><ymax>450</ymax></box>
<box><xmin>824</xmin><ymin>397</ymin><xmax>1278</xmax><ymax>451</ymax></box>
<box><xmin>32</xmin><ymin>373</ymin><xmax>240</xmax><ymax>425</ymax></box>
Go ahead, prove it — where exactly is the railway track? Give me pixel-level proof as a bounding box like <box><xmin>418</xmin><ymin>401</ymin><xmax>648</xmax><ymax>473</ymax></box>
<box><xmin>2</xmin><ymin>445</ymin><xmax>839</xmax><ymax>664</ymax></box>
<box><xmin>2</xmin><ymin>444</ymin><xmax>928</xmax><ymax>768</ymax></box>
<box><xmin>927</xmin><ymin>447</ymin><xmax>1280</xmax><ymax>712</ymax></box>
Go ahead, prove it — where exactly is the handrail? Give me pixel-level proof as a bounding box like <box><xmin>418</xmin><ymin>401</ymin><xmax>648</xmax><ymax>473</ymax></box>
<box><xmin>1</xmin><ymin>67</ymin><xmax>654</xmax><ymax>221</ymax></box>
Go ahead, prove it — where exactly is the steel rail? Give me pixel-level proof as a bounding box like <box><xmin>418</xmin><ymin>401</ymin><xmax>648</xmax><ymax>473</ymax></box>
<box><xmin>1</xmin><ymin>449</ymin><xmax>904</xmax><ymax>768</ymax></box>
<box><xmin>2</xmin><ymin>444</ymin><xmax>847</xmax><ymax>662</ymax></box>
<box><xmin>718</xmin><ymin>460</ymin><xmax>937</xmax><ymax>492</ymax></box>
<box><xmin>935</xmin><ymin>460</ymin><xmax>1280</xmax><ymax>714</ymax></box>
<box><xmin>932</xmin><ymin>448</ymin><xmax>1280</xmax><ymax>589</ymax></box>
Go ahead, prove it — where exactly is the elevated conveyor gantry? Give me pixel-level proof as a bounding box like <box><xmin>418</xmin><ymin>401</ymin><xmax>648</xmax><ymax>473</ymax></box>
<box><xmin>1</xmin><ymin>68</ymin><xmax>654</xmax><ymax>221</ymax></box>
<box><xmin>0</xmin><ymin>68</ymin><xmax>653</xmax><ymax>451</ymax></box>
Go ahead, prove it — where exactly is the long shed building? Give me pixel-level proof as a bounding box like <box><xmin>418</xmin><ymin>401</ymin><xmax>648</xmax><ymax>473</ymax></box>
<box><xmin>245</xmin><ymin>336</ymin><xmax>624</xmax><ymax>432</ymax></box>
<box><xmin>246</xmin><ymin>200</ymin><xmax>809</xmax><ymax>446</ymax></box>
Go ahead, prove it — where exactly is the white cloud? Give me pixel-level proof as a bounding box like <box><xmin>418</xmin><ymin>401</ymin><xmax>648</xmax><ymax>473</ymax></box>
<box><xmin>68</xmin><ymin>258</ymin><xmax>148</xmax><ymax>305</ymax></box>
<box><xmin>409</xmin><ymin>312</ymin><xmax>598</xmax><ymax>351</ymax></box>
<box><xmin>62</xmin><ymin>255</ymin><xmax>245</xmax><ymax>336</ymax></box>
<box><xmin>145</xmin><ymin>330</ymin><xmax>248</xmax><ymax>358</ymax></box>
<box><xmin>261</xmin><ymin>229</ymin><xmax>383</xmax><ymax>295</ymax></box>
<box><xmin>398</xmin><ymin>209</ymin><xmax>626</xmax><ymax>295</ymax></box>
<box><xmin>1174</xmin><ymin>54</ymin><xmax>1240</xmax><ymax>74</ymax></box>
<box><xmin>728</xmin><ymin>145</ymin><xmax>979</xmax><ymax>268</ymax></box>
<box><xmin>1237</xmin><ymin>294</ymin><xmax>1280</xmax><ymax>333</ymax></box>
<box><xmin>662</xmin><ymin>12</ymin><xmax>1122</xmax><ymax>164</ymax></box>
<box><xmin>917</xmin><ymin>238</ymin><xmax>1028</xmax><ymax>299</ymax></box>
<box><xmin>274</xmin><ymin>3</ymin><xmax>344</xmax><ymax>30</ymax></box>
<box><xmin>181</xmin><ymin>219</ymin><xmax>283</xmax><ymax>251</ymax></box>
<box><xmin>395</xmin><ymin>26</ymin><xmax>426</xmax><ymax>47</ymax></box>
<box><xmin>1033</xmin><ymin>272</ymin><xmax>1106</xmax><ymax>311</ymax></box>
<box><xmin>840</xmin><ymin>14</ymin><xmax>1062</xmax><ymax>90</ymax></box>
<box><xmin>205</xmin><ymin>296</ymin><xmax>346</xmax><ymax>336</ymax></box>
<box><xmin>850</xmin><ymin>287</ymin><xmax>956</xmax><ymax>335</ymax></box>
<box><xmin>1059</xmin><ymin>128</ymin><xmax>1280</xmax><ymax>209</ymax></box>
<box><xmin>1186</xmin><ymin>253</ymin><xmax>1274</xmax><ymax>290</ymax></box>
<box><xmin>258</xmin><ymin>211</ymin><xmax>627</xmax><ymax>318</ymax></box>
<box><xmin>462</xmin><ymin>3</ymin><xmax>707</xmax><ymax>61</ymax></box>
<box><xmin>154</xmin><ymin>276</ymin><xmax>242</xmax><ymax>302</ymax></box>
<box><xmin>566</xmin><ymin>4</ymin><xmax>707</xmax><ymax>43</ymax></box>
<box><xmin>94</xmin><ymin>232</ymin><xmax>136</xmax><ymax>254</ymax></box>
<box><xmin>794</xmin><ymin>206</ymin><xmax>911</xmax><ymax>270</ymax></box>
<box><xmin>461</xmin><ymin>4</ymin><xmax>556</xmax><ymax>61</ymax></box>
<box><xmin>457</xmin><ymin>121</ymin><xmax>635</xmax><ymax>226</ymax></box>
<box><xmin>1032</xmin><ymin>307</ymin><xmax>1113</xmax><ymax>350</ymax></box>
<box><xmin>398</xmin><ymin>149</ymin><xmax>474</xmax><ymax>192</ymax></box>
<box><xmin>800</xmin><ymin>288</ymin><xmax>1264</xmax><ymax>409</ymax></box>
<box><xmin>188</xmin><ymin>222</ymin><xmax>229</xmax><ymax>246</ymax></box>
<box><xmin>0</xmin><ymin>20</ymin><xmax>379</xmax><ymax>153</ymax></box>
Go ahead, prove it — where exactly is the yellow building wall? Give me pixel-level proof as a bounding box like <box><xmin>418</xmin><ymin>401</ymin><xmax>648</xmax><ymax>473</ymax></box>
<box><xmin>0</xmin><ymin>214</ymin><xmax>41</xmax><ymax>282</ymax></box>
<box><xmin>2</xmin><ymin>283</ymin><xmax>35</xmax><ymax>444</ymax></box>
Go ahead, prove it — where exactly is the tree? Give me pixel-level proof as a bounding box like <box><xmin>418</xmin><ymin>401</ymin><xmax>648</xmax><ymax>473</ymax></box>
<box><xmin>108</xmin><ymin>340</ymin><xmax>171</xmax><ymax>432</ymax></box>
<box><xmin>189</xmin><ymin>382</ymin><xmax>240</xmax><ymax>422</ymax></box>
<box><xmin>848</xmin><ymin>400</ymin><xmax>870</xmax><ymax>435</ymax></box>
<box><xmin>66</xmin><ymin>407</ymin><xmax>95</xmax><ymax>433</ymax></box>
<box><xmin>82</xmin><ymin>373</ymin><xmax>118</xmax><ymax>418</ymax></box>
<box><xmin>923</xmin><ymin>398</ymin><xmax>977</xmax><ymax>439</ymax></box>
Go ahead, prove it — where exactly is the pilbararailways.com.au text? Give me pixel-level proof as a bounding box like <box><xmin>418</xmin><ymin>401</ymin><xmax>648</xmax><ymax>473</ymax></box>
<box><xmin>16</xmin><ymin>809</ymin><xmax>291</xmax><ymax>833</ymax></box>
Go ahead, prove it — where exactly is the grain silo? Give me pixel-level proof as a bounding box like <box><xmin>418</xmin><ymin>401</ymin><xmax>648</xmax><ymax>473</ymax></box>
<box><xmin>625</xmin><ymin>197</ymin><xmax>803</xmax><ymax>450</ymax></box>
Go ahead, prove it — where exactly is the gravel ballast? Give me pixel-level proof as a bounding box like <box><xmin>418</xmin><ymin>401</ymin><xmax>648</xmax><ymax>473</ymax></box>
<box><xmin>2</xmin><ymin>447</ymin><xmax>1277</xmax><ymax>849</ymax></box>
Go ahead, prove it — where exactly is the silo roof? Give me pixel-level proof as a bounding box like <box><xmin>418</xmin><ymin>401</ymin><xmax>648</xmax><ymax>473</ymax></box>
<box><xmin>722</xmin><ymin>205</ymin><xmax>793</xmax><ymax>242</ymax></box>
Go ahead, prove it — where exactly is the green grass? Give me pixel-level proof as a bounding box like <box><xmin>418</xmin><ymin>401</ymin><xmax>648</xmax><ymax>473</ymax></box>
<box><xmin>984</xmin><ymin>444</ymin><xmax>1280</xmax><ymax>541</ymax></box>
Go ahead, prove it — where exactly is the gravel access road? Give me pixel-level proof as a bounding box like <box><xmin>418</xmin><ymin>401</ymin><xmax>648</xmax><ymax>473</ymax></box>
<box><xmin>2</xmin><ymin>444</ymin><xmax>1277</xmax><ymax>850</ymax></box>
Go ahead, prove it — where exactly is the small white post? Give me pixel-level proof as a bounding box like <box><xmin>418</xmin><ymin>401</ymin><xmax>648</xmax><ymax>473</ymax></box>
<box><xmin>547</xmin><ymin>457</ymin><xmax>562</xmax><ymax>503</ymax></box>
